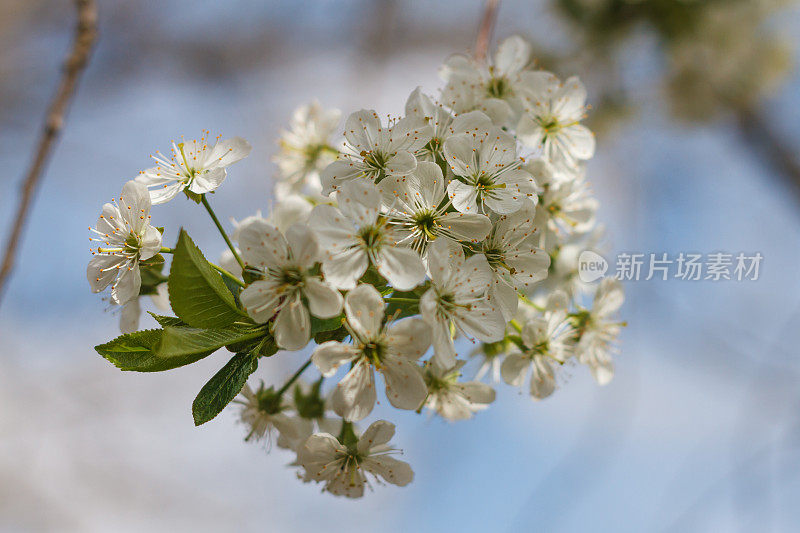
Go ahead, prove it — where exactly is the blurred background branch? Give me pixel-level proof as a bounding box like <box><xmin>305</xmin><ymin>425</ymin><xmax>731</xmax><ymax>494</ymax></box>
<box><xmin>474</xmin><ymin>0</ymin><xmax>500</xmax><ymax>62</ymax></box>
<box><xmin>0</xmin><ymin>0</ymin><xmax>96</xmax><ymax>306</ymax></box>
<box><xmin>0</xmin><ymin>1</ymin><xmax>798</xmax><ymax>530</ymax></box>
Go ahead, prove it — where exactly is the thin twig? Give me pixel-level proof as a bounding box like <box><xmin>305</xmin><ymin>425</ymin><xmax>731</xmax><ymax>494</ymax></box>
<box><xmin>474</xmin><ymin>0</ymin><xmax>500</xmax><ymax>63</ymax></box>
<box><xmin>0</xmin><ymin>0</ymin><xmax>97</xmax><ymax>305</ymax></box>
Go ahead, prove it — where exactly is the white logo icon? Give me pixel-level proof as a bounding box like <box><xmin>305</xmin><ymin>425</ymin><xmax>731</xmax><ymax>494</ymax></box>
<box><xmin>578</xmin><ymin>250</ymin><xmax>608</xmax><ymax>282</ymax></box>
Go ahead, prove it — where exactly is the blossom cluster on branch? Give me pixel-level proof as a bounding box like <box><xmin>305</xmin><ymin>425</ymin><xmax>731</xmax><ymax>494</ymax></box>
<box><xmin>87</xmin><ymin>35</ymin><xmax>624</xmax><ymax>498</ymax></box>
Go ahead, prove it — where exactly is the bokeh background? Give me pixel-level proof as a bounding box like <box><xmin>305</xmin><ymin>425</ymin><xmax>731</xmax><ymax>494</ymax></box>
<box><xmin>2</xmin><ymin>0</ymin><xmax>800</xmax><ymax>531</ymax></box>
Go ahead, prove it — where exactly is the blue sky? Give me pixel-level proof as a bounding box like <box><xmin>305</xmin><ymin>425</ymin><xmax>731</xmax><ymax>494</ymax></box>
<box><xmin>1</xmin><ymin>1</ymin><xmax>799</xmax><ymax>531</ymax></box>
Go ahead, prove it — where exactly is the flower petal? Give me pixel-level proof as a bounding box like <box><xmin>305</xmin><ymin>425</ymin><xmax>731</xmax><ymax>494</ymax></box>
<box><xmin>387</xmin><ymin>115</ymin><xmax>432</xmax><ymax>153</ymax></box>
<box><xmin>303</xmin><ymin>277</ymin><xmax>343</xmax><ymax>319</ymax></box>
<box><xmin>87</xmin><ymin>254</ymin><xmax>120</xmax><ymax>293</ymax></box>
<box><xmin>438</xmin><ymin>212</ymin><xmax>491</xmax><ymax>242</ymax></box>
<box><xmin>332</xmin><ymin>360</ymin><xmax>377</xmax><ymax>422</ymax></box>
<box><xmin>381</xmin><ymin>355</ymin><xmax>428</xmax><ymax>411</ymax></box>
<box><xmin>240</xmin><ymin>280</ymin><xmax>281</xmax><ymax>323</ymax></box>
<box><xmin>530</xmin><ymin>356</ymin><xmax>556</xmax><ymax>399</ymax></box>
<box><xmin>357</xmin><ymin>419</ymin><xmax>396</xmax><ymax>453</ymax></box>
<box><xmin>312</xmin><ymin>341</ymin><xmax>359</xmax><ymax>377</ymax></box>
<box><xmin>336</xmin><ymin>179</ymin><xmax>381</xmax><ymax>226</ymax></box>
<box><xmin>494</xmin><ymin>35</ymin><xmax>531</xmax><ymax>76</ymax></box>
<box><xmin>344</xmin><ymin>284</ymin><xmax>385</xmax><ymax>340</ymax></box>
<box><xmin>238</xmin><ymin>218</ymin><xmax>289</xmax><ymax>268</ymax></box>
<box><xmin>385</xmin><ymin>318</ymin><xmax>431</xmax><ymax>360</ymax></box>
<box><xmin>111</xmin><ymin>262</ymin><xmax>141</xmax><ymax>305</ymax></box>
<box><xmin>284</xmin><ymin>223</ymin><xmax>319</xmax><ymax>267</ymax></box>
<box><xmin>320</xmin><ymin>159</ymin><xmax>360</xmax><ymax>195</ymax></box>
<box><xmin>375</xmin><ymin>245</ymin><xmax>425</xmax><ymax>291</ymax></box>
<box><xmin>447</xmin><ymin>179</ymin><xmax>480</xmax><ymax>214</ymax></box>
<box><xmin>362</xmin><ymin>455</ymin><xmax>414</xmax><ymax>487</ymax></box>
<box><xmin>500</xmin><ymin>352</ymin><xmax>529</xmax><ymax>386</ymax></box>
<box><xmin>206</xmin><ymin>136</ymin><xmax>252</xmax><ymax>168</ymax></box>
<box><xmin>344</xmin><ymin>109</ymin><xmax>381</xmax><ymax>151</ymax></box>
<box><xmin>189</xmin><ymin>167</ymin><xmax>227</xmax><ymax>194</ymax></box>
<box><xmin>273</xmin><ymin>294</ymin><xmax>311</xmax><ymax>350</ymax></box>
<box><xmin>308</xmin><ymin>204</ymin><xmax>357</xmax><ymax>252</ymax></box>
<box><xmin>321</xmin><ymin>247</ymin><xmax>369</xmax><ymax>290</ymax></box>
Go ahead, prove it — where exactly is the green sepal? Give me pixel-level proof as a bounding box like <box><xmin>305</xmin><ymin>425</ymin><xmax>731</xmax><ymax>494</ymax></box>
<box><xmin>169</xmin><ymin>229</ymin><xmax>245</xmax><ymax>328</ymax></box>
<box><xmin>294</xmin><ymin>379</ymin><xmax>325</xmax><ymax>420</ymax></box>
<box><xmin>183</xmin><ymin>189</ymin><xmax>203</xmax><ymax>204</ymax></box>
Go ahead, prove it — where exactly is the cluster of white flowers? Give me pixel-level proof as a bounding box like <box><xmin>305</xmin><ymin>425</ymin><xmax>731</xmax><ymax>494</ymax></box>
<box><xmin>88</xmin><ymin>35</ymin><xmax>624</xmax><ymax>499</ymax></box>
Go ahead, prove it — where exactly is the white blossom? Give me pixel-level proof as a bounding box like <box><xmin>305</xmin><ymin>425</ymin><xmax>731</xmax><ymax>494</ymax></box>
<box><xmin>276</xmin><ymin>380</ymin><xmax>344</xmax><ymax>451</ymax></box>
<box><xmin>536</xmin><ymin>173</ymin><xmax>598</xmax><ymax>237</ymax></box>
<box><xmin>420</xmin><ymin>239</ymin><xmax>505</xmax><ymax>369</ymax></box>
<box><xmin>135</xmin><ymin>132</ymin><xmax>251</xmax><ymax>204</ymax></box>
<box><xmin>517</xmin><ymin>73</ymin><xmax>595</xmax><ymax>169</ymax></box>
<box><xmin>234</xmin><ymin>383</ymin><xmax>310</xmax><ymax>446</ymax></box>
<box><xmin>312</xmin><ymin>284</ymin><xmax>430</xmax><ymax>421</ymax></box>
<box><xmin>87</xmin><ymin>181</ymin><xmax>162</xmax><ymax>305</ymax></box>
<box><xmin>405</xmin><ymin>88</ymin><xmax>495</xmax><ymax>165</ymax></box>
<box><xmin>439</xmin><ymin>35</ymin><xmax>535</xmax><ymax>125</ymax></box>
<box><xmin>501</xmin><ymin>292</ymin><xmax>574</xmax><ymax>399</ymax></box>
<box><xmin>273</xmin><ymin>101</ymin><xmax>341</xmax><ymax>198</ymax></box>
<box><xmin>308</xmin><ymin>180</ymin><xmax>426</xmax><ymax>290</ymax></box>
<box><xmin>421</xmin><ymin>360</ymin><xmax>496</xmax><ymax>421</ymax></box>
<box><xmin>296</xmin><ymin>420</ymin><xmax>413</xmax><ymax>498</ymax></box>
<box><xmin>574</xmin><ymin>278</ymin><xmax>625</xmax><ymax>385</ymax></box>
<box><xmin>378</xmin><ymin>161</ymin><xmax>491</xmax><ymax>255</ymax></box>
<box><xmin>320</xmin><ymin>110</ymin><xmax>432</xmax><ymax>195</ymax></box>
<box><xmin>237</xmin><ymin>219</ymin><xmax>343</xmax><ymax>350</ymax></box>
<box><xmin>444</xmin><ymin>125</ymin><xmax>538</xmax><ymax>214</ymax></box>
<box><xmin>483</xmin><ymin>205</ymin><xmax>550</xmax><ymax>319</ymax></box>
<box><xmin>268</xmin><ymin>195</ymin><xmax>312</xmax><ymax>232</ymax></box>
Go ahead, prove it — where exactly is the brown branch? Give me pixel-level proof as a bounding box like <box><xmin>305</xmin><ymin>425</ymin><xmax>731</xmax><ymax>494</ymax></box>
<box><xmin>0</xmin><ymin>0</ymin><xmax>97</xmax><ymax>305</ymax></box>
<box><xmin>474</xmin><ymin>0</ymin><xmax>500</xmax><ymax>63</ymax></box>
<box><xmin>734</xmin><ymin>105</ymin><xmax>800</xmax><ymax>204</ymax></box>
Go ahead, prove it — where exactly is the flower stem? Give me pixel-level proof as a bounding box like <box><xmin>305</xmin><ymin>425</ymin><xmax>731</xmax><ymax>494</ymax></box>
<box><xmin>211</xmin><ymin>263</ymin><xmax>246</xmax><ymax>287</ymax></box>
<box><xmin>159</xmin><ymin>246</ymin><xmax>243</xmax><ymax>287</ymax></box>
<box><xmin>519</xmin><ymin>293</ymin><xmax>544</xmax><ymax>311</ymax></box>
<box><xmin>509</xmin><ymin>319</ymin><xmax>523</xmax><ymax>333</ymax></box>
<box><xmin>277</xmin><ymin>358</ymin><xmax>313</xmax><ymax>397</ymax></box>
<box><xmin>201</xmin><ymin>194</ymin><xmax>245</xmax><ymax>271</ymax></box>
<box><xmin>385</xmin><ymin>297</ymin><xmax>418</xmax><ymax>303</ymax></box>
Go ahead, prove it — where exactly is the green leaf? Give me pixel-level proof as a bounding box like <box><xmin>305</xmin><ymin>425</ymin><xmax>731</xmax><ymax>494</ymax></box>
<box><xmin>139</xmin><ymin>256</ymin><xmax>167</xmax><ymax>295</ymax></box>
<box><xmin>311</xmin><ymin>314</ymin><xmax>347</xmax><ymax>344</ymax></box>
<box><xmin>95</xmin><ymin>324</ymin><xmax>265</xmax><ymax>372</ymax></box>
<box><xmin>385</xmin><ymin>290</ymin><xmax>421</xmax><ymax>319</ymax></box>
<box><xmin>310</xmin><ymin>314</ymin><xmax>344</xmax><ymax>336</ymax></box>
<box><xmin>169</xmin><ymin>229</ymin><xmax>244</xmax><ymax>328</ymax></box>
<box><xmin>95</xmin><ymin>329</ymin><xmax>163</xmax><ymax>371</ymax></box>
<box><xmin>192</xmin><ymin>351</ymin><xmax>258</xmax><ymax>426</ymax></box>
<box><xmin>225</xmin><ymin>332</ymin><xmax>279</xmax><ymax>358</ymax></box>
<box><xmin>147</xmin><ymin>312</ymin><xmax>185</xmax><ymax>328</ymax></box>
<box><xmin>358</xmin><ymin>266</ymin><xmax>392</xmax><ymax>295</ymax></box>
<box><xmin>154</xmin><ymin>325</ymin><xmax>264</xmax><ymax>364</ymax></box>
